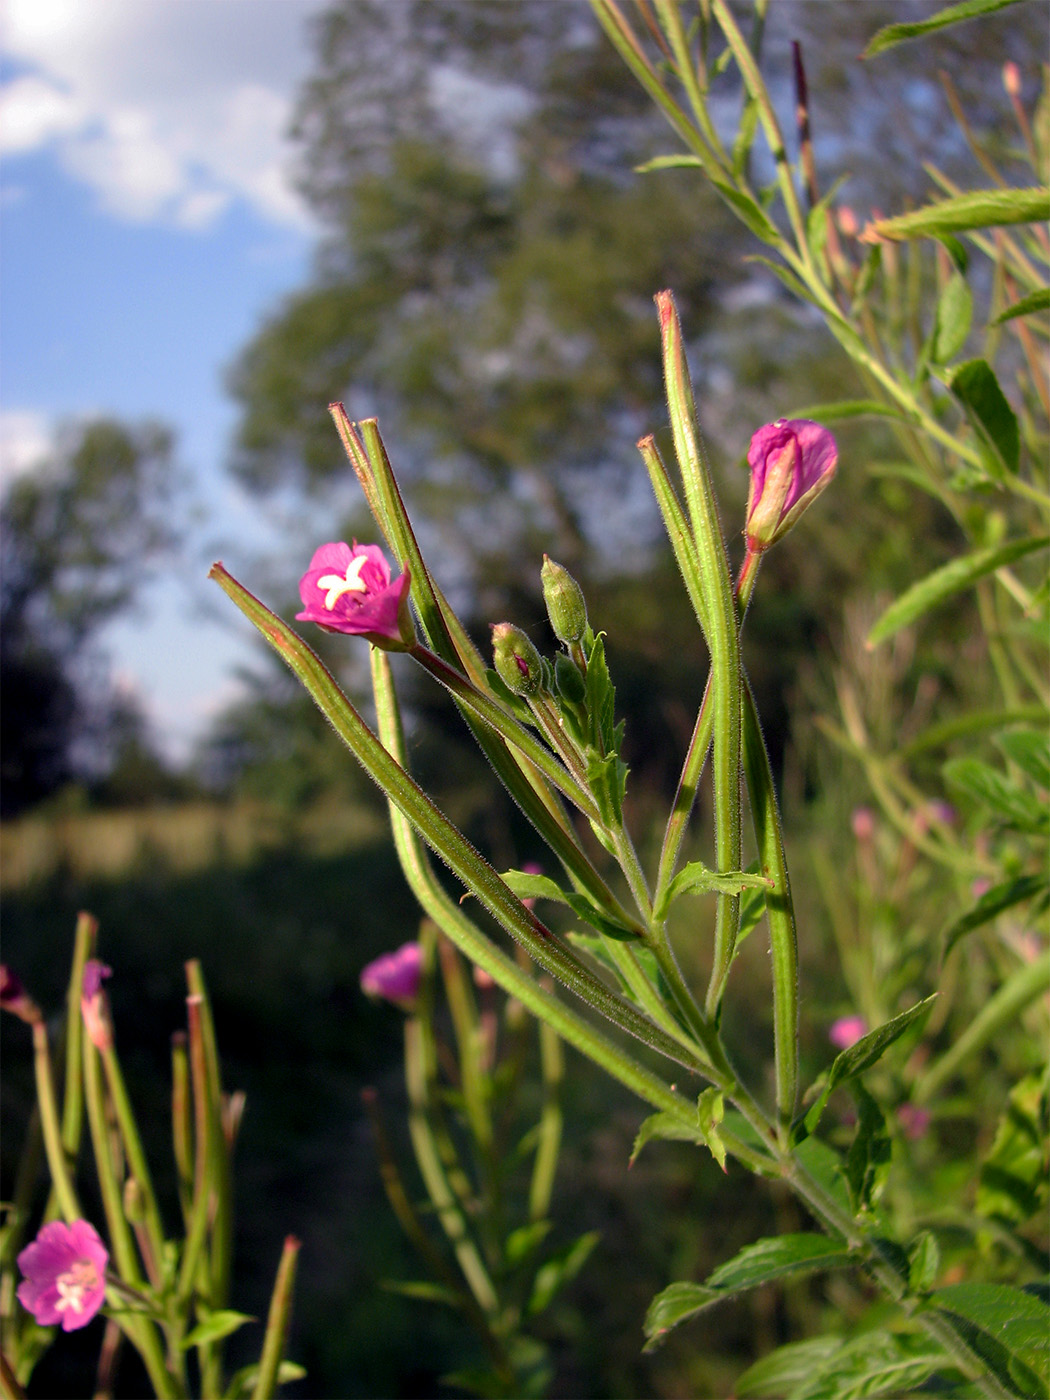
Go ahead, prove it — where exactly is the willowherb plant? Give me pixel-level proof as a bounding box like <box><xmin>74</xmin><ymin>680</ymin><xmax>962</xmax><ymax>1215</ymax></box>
<box><xmin>209</xmin><ymin>7</ymin><xmax>1047</xmax><ymax>1392</ymax></box>
<box><xmin>1</xmin><ymin>918</ymin><xmax>302</xmax><ymax>1399</ymax></box>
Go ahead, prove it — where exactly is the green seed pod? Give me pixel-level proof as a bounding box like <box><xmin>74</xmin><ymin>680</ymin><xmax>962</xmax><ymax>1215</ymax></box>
<box><xmin>541</xmin><ymin>555</ymin><xmax>588</xmax><ymax>645</ymax></box>
<box><xmin>554</xmin><ymin>652</ymin><xmax>586</xmax><ymax>705</ymax></box>
<box><xmin>491</xmin><ymin>623</ymin><xmax>545</xmax><ymax>696</ymax></box>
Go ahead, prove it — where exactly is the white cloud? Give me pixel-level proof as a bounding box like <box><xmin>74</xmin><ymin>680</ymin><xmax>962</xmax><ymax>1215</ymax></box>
<box><xmin>1</xmin><ymin>0</ymin><xmax>324</xmax><ymax>231</ymax></box>
<box><xmin>0</xmin><ymin>410</ymin><xmax>52</xmax><ymax>490</ymax></box>
<box><xmin>0</xmin><ymin>74</ymin><xmax>85</xmax><ymax>151</ymax></box>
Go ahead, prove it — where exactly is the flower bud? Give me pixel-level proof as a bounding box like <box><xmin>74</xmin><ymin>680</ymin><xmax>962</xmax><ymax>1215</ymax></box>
<box><xmin>554</xmin><ymin>652</ymin><xmax>586</xmax><ymax>705</ymax></box>
<box><xmin>490</xmin><ymin>623</ymin><xmax>545</xmax><ymax>697</ymax></box>
<box><xmin>81</xmin><ymin>960</ymin><xmax>113</xmax><ymax>1052</ymax></box>
<box><xmin>541</xmin><ymin>556</ymin><xmax>588</xmax><ymax>645</ymax></box>
<box><xmin>745</xmin><ymin>419</ymin><xmax>837</xmax><ymax>554</ymax></box>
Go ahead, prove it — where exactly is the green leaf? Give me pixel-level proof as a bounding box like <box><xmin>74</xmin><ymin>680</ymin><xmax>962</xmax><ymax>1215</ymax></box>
<box><xmin>643</xmin><ymin>1281</ymin><xmax>719</xmax><ymax>1348</ymax></box>
<box><xmin>697</xmin><ymin>1087</ymin><xmax>727</xmax><ymax>1171</ymax></box>
<box><xmin>949</xmin><ymin>358</ymin><xmax>1021</xmax><ymax>474</ymax></box>
<box><xmin>931</xmin><ymin>270</ymin><xmax>973</xmax><ymax>363</ymax></box>
<box><xmin>751</xmin><ymin>1329</ymin><xmax>955</xmax><ymax>1400</ymax></box>
<box><xmin>181</xmin><ymin>1309</ymin><xmax>254</xmax><ymax>1350</ymax></box>
<box><xmin>864</xmin><ymin>187</ymin><xmax>1049</xmax><ymax>241</ymax></box>
<box><xmin>992</xmin><ymin>287</ymin><xmax>1050</xmax><ymax>324</ymax></box>
<box><xmin>799</xmin><ymin>998</ymin><xmax>937</xmax><ymax>1141</ymax></box>
<box><xmin>501</xmin><ymin>869</ymin><xmax>640</xmax><ymax>941</ymax></box>
<box><xmin>635</xmin><ymin>154</ymin><xmax>706</xmax><ymax>172</ymax></box>
<box><xmin>995</xmin><ymin>728</ymin><xmax>1050</xmax><ymax>789</ymax></box>
<box><xmin>943</xmin><ymin>874</ymin><xmax>1049</xmax><ymax>956</ymax></box>
<box><xmin>710</xmin><ymin>178</ymin><xmax>782</xmax><ymax>243</ymax></box>
<box><xmin>656</xmin><ymin>860</ymin><xmax>772</xmax><ymax>919</ymax></box>
<box><xmin>844</xmin><ymin>1083</ymin><xmax>891</xmax><ymax>1213</ymax></box>
<box><xmin>734</xmin><ymin>1337</ymin><xmax>843</xmax><ymax>1398</ymax></box>
<box><xmin>526</xmin><ymin>1231</ymin><xmax>600</xmax><ymax>1316</ymax></box>
<box><xmin>223</xmin><ymin>1362</ymin><xmax>307</xmax><ymax>1399</ymax></box>
<box><xmin>644</xmin><ymin>1234</ymin><xmax>856</xmax><ymax>1348</ymax></box>
<box><xmin>944</xmin><ymin>755</ymin><xmax>1050</xmax><ymax>831</ymax></box>
<box><xmin>977</xmin><ymin>1072</ymin><xmax>1050</xmax><ymax>1226</ymax></box>
<box><xmin>630</xmin><ymin>1110</ymin><xmax>704</xmax><ymax>1164</ymax></box>
<box><xmin>863</xmin><ymin>0</ymin><xmax>1027</xmax><ymax>57</ymax></box>
<box><xmin>790</xmin><ymin>399</ymin><xmax>912</xmax><ymax>424</ymax></box>
<box><xmin>706</xmin><ymin>1235</ymin><xmax>854</xmax><ymax>1292</ymax></box>
<box><xmin>505</xmin><ymin>1221</ymin><xmax>551</xmax><ymax>1265</ymax></box>
<box><xmin>908</xmin><ymin>1232</ymin><xmax>941</xmax><ymax>1294</ymax></box>
<box><xmin>382</xmin><ymin>1280</ymin><xmax>462</xmax><ymax>1307</ymax></box>
<box><xmin>930</xmin><ymin>1282</ymin><xmax>1050</xmax><ymax>1394</ymax></box>
<box><xmin>828</xmin><ymin>996</ymin><xmax>937</xmax><ymax>1092</ymax></box>
<box><xmin>866</xmin><ymin>536</ymin><xmax>1049</xmax><ymax>646</ymax></box>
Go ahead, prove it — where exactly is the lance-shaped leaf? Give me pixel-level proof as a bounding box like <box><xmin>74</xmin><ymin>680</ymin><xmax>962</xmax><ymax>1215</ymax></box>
<box><xmin>643</xmin><ymin>1235</ymin><xmax>854</xmax><ymax>1348</ymax></box>
<box><xmin>942</xmin><ymin>873</ymin><xmax>1049</xmax><ymax>957</ymax></box>
<box><xmin>655</xmin><ymin>861</ymin><xmax>773</xmax><ymax>920</ymax></box>
<box><xmin>948</xmin><ymin>358</ymin><xmax>1021</xmax><ymax>474</ymax></box>
<box><xmin>866</xmin><ymin>535</ymin><xmax>1049</xmax><ymax>646</ymax></box>
<box><xmin>930</xmin><ymin>1283</ymin><xmax>1050</xmax><ymax>1397</ymax></box>
<box><xmin>796</xmin><ymin>996</ymin><xmax>937</xmax><ymax>1141</ymax></box>
<box><xmin>861</xmin><ymin>186</ymin><xmax>1049</xmax><ymax>240</ymax></box>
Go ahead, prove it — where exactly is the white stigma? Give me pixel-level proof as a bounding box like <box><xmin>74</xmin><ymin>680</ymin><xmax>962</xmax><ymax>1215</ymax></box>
<box><xmin>55</xmin><ymin>1259</ymin><xmax>98</xmax><ymax>1314</ymax></box>
<box><xmin>318</xmin><ymin>554</ymin><xmax>370</xmax><ymax>609</ymax></box>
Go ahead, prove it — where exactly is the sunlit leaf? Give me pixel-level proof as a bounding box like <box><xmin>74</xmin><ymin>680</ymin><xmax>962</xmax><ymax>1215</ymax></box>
<box><xmin>863</xmin><ymin>0</ymin><xmax>1027</xmax><ymax>57</ymax></box>
<box><xmin>866</xmin><ymin>536</ymin><xmax>1049</xmax><ymax>646</ymax></box>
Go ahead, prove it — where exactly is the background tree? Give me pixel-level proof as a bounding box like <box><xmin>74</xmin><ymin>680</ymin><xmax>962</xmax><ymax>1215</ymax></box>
<box><xmin>1</xmin><ymin>418</ymin><xmax>184</xmax><ymax>815</ymax></box>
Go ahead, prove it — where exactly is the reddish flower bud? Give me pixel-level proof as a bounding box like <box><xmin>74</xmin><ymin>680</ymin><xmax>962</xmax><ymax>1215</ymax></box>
<box><xmin>490</xmin><ymin>623</ymin><xmax>545</xmax><ymax>697</ymax></box>
<box><xmin>81</xmin><ymin>960</ymin><xmax>113</xmax><ymax>1052</ymax></box>
<box><xmin>745</xmin><ymin>419</ymin><xmax>837</xmax><ymax>553</ymax></box>
<box><xmin>1</xmin><ymin>965</ymin><xmax>40</xmax><ymax>1025</ymax></box>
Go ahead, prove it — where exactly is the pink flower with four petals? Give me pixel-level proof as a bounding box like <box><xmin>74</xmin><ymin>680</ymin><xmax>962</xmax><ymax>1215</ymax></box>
<box><xmin>17</xmin><ymin>1220</ymin><xmax>108</xmax><ymax>1331</ymax></box>
<box><xmin>297</xmin><ymin>542</ymin><xmax>412</xmax><ymax>649</ymax></box>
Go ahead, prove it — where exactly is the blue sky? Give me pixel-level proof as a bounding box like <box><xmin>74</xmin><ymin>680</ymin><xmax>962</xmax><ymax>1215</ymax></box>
<box><xmin>1</xmin><ymin>0</ymin><xmax>328</xmax><ymax>760</ymax></box>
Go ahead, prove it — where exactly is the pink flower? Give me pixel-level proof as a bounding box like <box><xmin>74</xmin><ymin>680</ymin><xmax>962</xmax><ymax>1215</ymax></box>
<box><xmin>897</xmin><ymin>1104</ymin><xmax>931</xmax><ymax>1140</ymax></box>
<box><xmin>745</xmin><ymin>419</ymin><xmax>837</xmax><ymax>553</ymax></box>
<box><xmin>829</xmin><ymin>1015</ymin><xmax>867</xmax><ymax>1050</ymax></box>
<box><xmin>360</xmin><ymin>942</ymin><xmax>422</xmax><ymax>1006</ymax></box>
<box><xmin>851</xmin><ymin>807</ymin><xmax>876</xmax><ymax>842</ymax></box>
<box><xmin>17</xmin><ymin>1220</ymin><xmax>108</xmax><ymax>1331</ymax></box>
<box><xmin>81</xmin><ymin>960</ymin><xmax>112</xmax><ymax>1051</ymax></box>
<box><xmin>1</xmin><ymin>965</ymin><xmax>40</xmax><ymax>1025</ymax></box>
<box><xmin>296</xmin><ymin>542</ymin><xmax>413</xmax><ymax>649</ymax></box>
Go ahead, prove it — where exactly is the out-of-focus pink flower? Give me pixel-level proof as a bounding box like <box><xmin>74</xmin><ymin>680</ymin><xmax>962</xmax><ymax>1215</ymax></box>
<box><xmin>360</xmin><ymin>943</ymin><xmax>422</xmax><ymax>1006</ymax></box>
<box><xmin>520</xmin><ymin>861</ymin><xmax>544</xmax><ymax>912</ymax></box>
<box><xmin>837</xmin><ymin>206</ymin><xmax>859</xmax><ymax>237</ymax></box>
<box><xmin>17</xmin><ymin>1220</ymin><xmax>108</xmax><ymax>1331</ymax></box>
<box><xmin>1003</xmin><ymin>61</ymin><xmax>1022</xmax><ymax>98</ymax></box>
<box><xmin>897</xmin><ymin>1104</ymin><xmax>931</xmax><ymax>1140</ymax></box>
<box><xmin>829</xmin><ymin>1015</ymin><xmax>867</xmax><ymax>1050</ymax></box>
<box><xmin>81</xmin><ymin>960</ymin><xmax>113</xmax><ymax>1051</ymax></box>
<box><xmin>1</xmin><ymin>966</ymin><xmax>40</xmax><ymax>1025</ymax></box>
<box><xmin>851</xmin><ymin>807</ymin><xmax>876</xmax><ymax>842</ymax></box>
<box><xmin>971</xmin><ymin>877</ymin><xmax>992</xmax><ymax>900</ymax></box>
<box><xmin>745</xmin><ymin>419</ymin><xmax>838</xmax><ymax>554</ymax></box>
<box><xmin>297</xmin><ymin>542</ymin><xmax>413</xmax><ymax>649</ymax></box>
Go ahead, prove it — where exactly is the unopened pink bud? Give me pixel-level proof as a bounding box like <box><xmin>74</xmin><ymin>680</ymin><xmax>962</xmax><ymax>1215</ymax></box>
<box><xmin>1003</xmin><ymin>61</ymin><xmax>1022</xmax><ymax>98</ymax></box>
<box><xmin>1</xmin><ymin>965</ymin><xmax>41</xmax><ymax>1025</ymax></box>
<box><xmin>81</xmin><ymin>960</ymin><xmax>113</xmax><ymax>1051</ymax></box>
<box><xmin>837</xmin><ymin>206</ymin><xmax>859</xmax><ymax>237</ymax></box>
<box><xmin>745</xmin><ymin>419</ymin><xmax>837</xmax><ymax>553</ymax></box>
<box><xmin>851</xmin><ymin>807</ymin><xmax>876</xmax><ymax>841</ymax></box>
